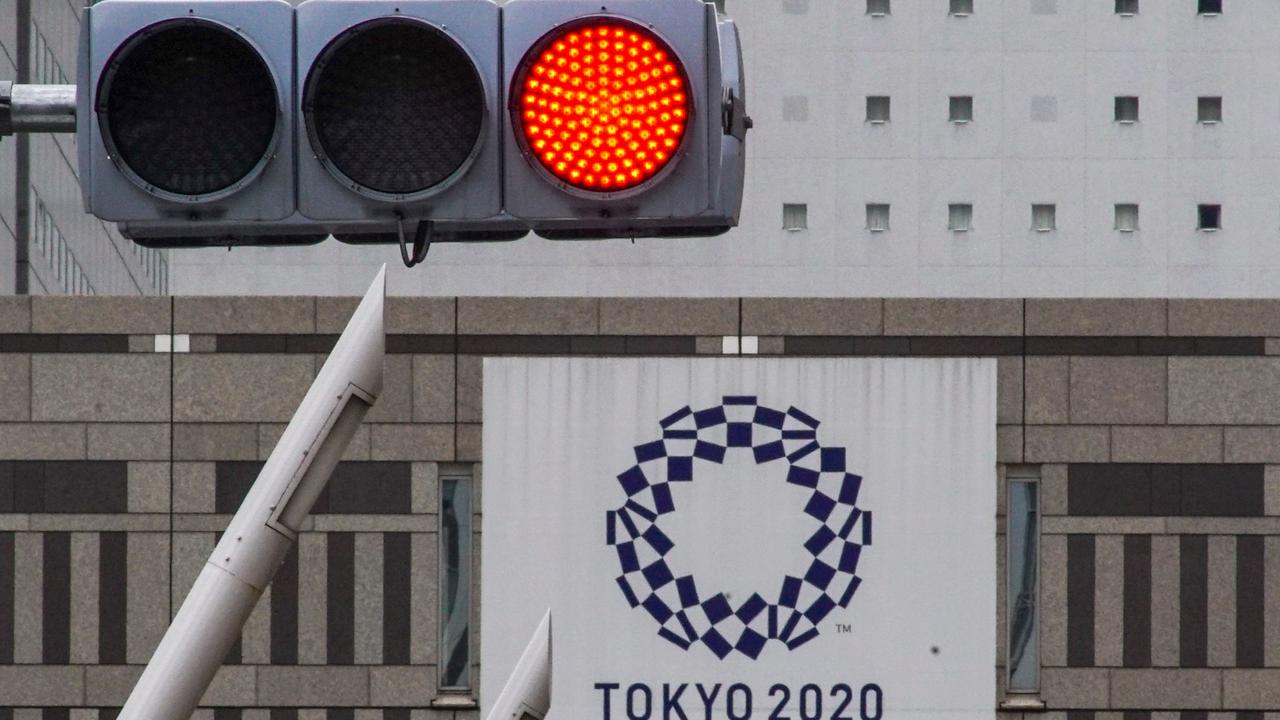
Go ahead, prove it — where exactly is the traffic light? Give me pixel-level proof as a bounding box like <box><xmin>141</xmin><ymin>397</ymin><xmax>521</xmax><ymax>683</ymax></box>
<box><xmin>71</xmin><ymin>0</ymin><xmax>748</xmax><ymax>250</ymax></box>
<box><xmin>502</xmin><ymin>0</ymin><xmax>747</xmax><ymax>239</ymax></box>
<box><xmin>77</xmin><ymin>0</ymin><xmax>297</xmax><ymax>223</ymax></box>
<box><xmin>295</xmin><ymin>1</ymin><xmax>502</xmax><ymax>229</ymax></box>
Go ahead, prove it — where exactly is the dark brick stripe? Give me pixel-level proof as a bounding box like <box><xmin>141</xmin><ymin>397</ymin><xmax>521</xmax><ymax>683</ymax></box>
<box><xmin>213</xmin><ymin>710</ymin><xmax>242</xmax><ymax>720</ymax></box>
<box><xmin>327</xmin><ymin>711</ymin><xmax>354</xmax><ymax>720</ymax></box>
<box><xmin>0</xmin><ymin>333</ymin><xmax>129</xmax><ymax>353</ymax></box>
<box><xmin>1238</xmin><ymin>712</ymin><xmax>1265</xmax><ymax>720</ymax></box>
<box><xmin>0</xmin><ymin>533</ymin><xmax>13</xmax><ymax>663</ymax></box>
<box><xmin>1122</xmin><ymin>713</ymin><xmax>1151</xmax><ymax>720</ymax></box>
<box><xmin>1180</xmin><ymin>713</ymin><xmax>1207</xmax><ymax>720</ymax></box>
<box><xmin>214</xmin><ymin>532</ymin><xmax>242</xmax><ymax>665</ymax></box>
<box><xmin>1123</xmin><ymin>534</ymin><xmax>1151</xmax><ymax>667</ymax></box>
<box><xmin>217</xmin><ymin>462</ymin><xmax>411</xmax><ymax>515</ymax></box>
<box><xmin>270</xmin><ymin>711</ymin><xmax>299</xmax><ymax>720</ymax></box>
<box><xmin>383</xmin><ymin>532</ymin><xmax>411</xmax><ymax>665</ymax></box>
<box><xmin>1067</xmin><ymin>534</ymin><xmax>1095</xmax><ymax>667</ymax></box>
<box><xmin>387</xmin><ymin>335</ymin><xmax>456</xmax><ymax>354</ymax></box>
<box><xmin>42</xmin><ymin>532</ymin><xmax>70</xmax><ymax>664</ymax></box>
<box><xmin>782</xmin><ymin>336</ymin><xmax>1266</xmax><ymax>356</ymax></box>
<box><xmin>1068</xmin><ymin>464</ymin><xmax>1264</xmax><ymax>517</ymax></box>
<box><xmin>42</xmin><ymin>709</ymin><xmax>68</xmax><ymax>720</ymax></box>
<box><xmin>327</xmin><ymin>532</ymin><xmax>355</xmax><ymax>665</ymax></box>
<box><xmin>1066</xmin><ymin>712</ymin><xmax>1095</xmax><ymax>720</ymax></box>
<box><xmin>98</xmin><ymin>532</ymin><xmax>127</xmax><ymax>664</ymax></box>
<box><xmin>0</xmin><ymin>463</ymin><xmax>12</xmax><ymax>512</ymax></box>
<box><xmin>1180</xmin><ymin>535</ymin><xmax>1209</xmax><ymax>667</ymax></box>
<box><xmin>271</xmin><ymin>544</ymin><xmax>298</xmax><ymax>665</ymax></box>
<box><xmin>13</xmin><ymin>461</ymin><xmax>128</xmax><ymax>514</ymax></box>
<box><xmin>624</xmin><ymin>336</ymin><xmax>696</xmax><ymax>354</ymax></box>
<box><xmin>1236</xmin><ymin>535</ymin><xmax>1265</xmax><ymax>667</ymax></box>
<box><xmin>384</xmin><ymin>711</ymin><xmax>412</xmax><ymax>720</ymax></box>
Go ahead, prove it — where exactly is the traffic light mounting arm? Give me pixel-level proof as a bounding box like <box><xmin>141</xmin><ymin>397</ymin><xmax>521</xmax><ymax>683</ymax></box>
<box><xmin>0</xmin><ymin>83</ymin><xmax>77</xmax><ymax>140</ymax></box>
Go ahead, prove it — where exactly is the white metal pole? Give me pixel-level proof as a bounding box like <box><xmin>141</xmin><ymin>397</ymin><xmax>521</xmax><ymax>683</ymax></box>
<box><xmin>485</xmin><ymin>610</ymin><xmax>553</xmax><ymax>720</ymax></box>
<box><xmin>118</xmin><ymin>266</ymin><xmax>387</xmax><ymax>720</ymax></box>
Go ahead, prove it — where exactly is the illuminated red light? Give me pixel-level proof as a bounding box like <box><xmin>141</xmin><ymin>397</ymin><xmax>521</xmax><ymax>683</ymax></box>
<box><xmin>515</xmin><ymin>20</ymin><xmax>691</xmax><ymax>193</ymax></box>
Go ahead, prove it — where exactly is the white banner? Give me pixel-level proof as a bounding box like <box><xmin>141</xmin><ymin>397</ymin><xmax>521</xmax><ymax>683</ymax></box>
<box><xmin>482</xmin><ymin>358</ymin><xmax>997</xmax><ymax>720</ymax></box>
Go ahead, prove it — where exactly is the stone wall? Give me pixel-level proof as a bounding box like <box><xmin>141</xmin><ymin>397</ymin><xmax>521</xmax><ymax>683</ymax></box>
<box><xmin>0</xmin><ymin>295</ymin><xmax>1278</xmax><ymax>719</ymax></box>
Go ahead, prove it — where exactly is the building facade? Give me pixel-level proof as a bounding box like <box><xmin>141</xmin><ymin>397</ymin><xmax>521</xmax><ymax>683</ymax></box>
<box><xmin>0</xmin><ymin>0</ymin><xmax>168</xmax><ymax>297</ymax></box>
<box><xmin>0</xmin><ymin>294</ymin><xmax>1278</xmax><ymax>718</ymax></box>
<box><xmin>157</xmin><ymin>0</ymin><xmax>1280</xmax><ymax>297</ymax></box>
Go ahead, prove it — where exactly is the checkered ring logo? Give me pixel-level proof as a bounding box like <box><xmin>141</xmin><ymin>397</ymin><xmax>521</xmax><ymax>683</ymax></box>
<box><xmin>605</xmin><ymin>396</ymin><xmax>872</xmax><ymax>660</ymax></box>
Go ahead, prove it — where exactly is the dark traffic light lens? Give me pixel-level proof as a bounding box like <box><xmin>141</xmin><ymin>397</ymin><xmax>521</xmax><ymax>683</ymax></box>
<box><xmin>98</xmin><ymin>21</ymin><xmax>279</xmax><ymax>198</ymax></box>
<box><xmin>304</xmin><ymin>19</ymin><xmax>485</xmax><ymax>197</ymax></box>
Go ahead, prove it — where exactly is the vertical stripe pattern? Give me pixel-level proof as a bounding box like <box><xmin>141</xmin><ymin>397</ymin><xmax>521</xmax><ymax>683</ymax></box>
<box><xmin>1235</xmin><ymin>535</ymin><xmax>1263</xmax><ymax>667</ymax></box>
<box><xmin>271</xmin><ymin>544</ymin><xmax>299</xmax><ymax>665</ymax></box>
<box><xmin>98</xmin><ymin>532</ymin><xmax>127</xmax><ymax>664</ymax></box>
<box><xmin>383</xmin><ymin>532</ymin><xmax>411</xmax><ymax>664</ymax></box>
<box><xmin>1067</xmin><ymin>534</ymin><xmax>1095</xmax><ymax>667</ymax></box>
<box><xmin>298</xmin><ymin>533</ymin><xmax>327</xmax><ymax>664</ymax></box>
<box><xmin>0</xmin><ymin>532</ymin><xmax>13</xmax><ymax>663</ymax></box>
<box><xmin>1207</xmin><ymin>536</ymin><xmax>1236</xmax><ymax>667</ymax></box>
<box><xmin>327</xmin><ymin>532</ymin><xmax>355</xmax><ymax>665</ymax></box>
<box><xmin>1095</xmin><ymin>535</ymin><xmax>1124</xmax><ymax>666</ymax></box>
<box><xmin>1180</xmin><ymin>535</ymin><xmax>1208</xmax><ymax>667</ymax></box>
<box><xmin>1151</xmin><ymin>535</ymin><xmax>1181</xmax><ymax>667</ymax></box>
<box><xmin>14</xmin><ymin>532</ymin><xmax>42</xmax><ymax>663</ymax></box>
<box><xmin>69</xmin><ymin>532</ymin><xmax>99</xmax><ymax>664</ymax></box>
<box><xmin>354</xmin><ymin>532</ymin><xmax>384</xmax><ymax>665</ymax></box>
<box><xmin>1123</xmin><ymin>534</ymin><xmax>1151</xmax><ymax>668</ymax></box>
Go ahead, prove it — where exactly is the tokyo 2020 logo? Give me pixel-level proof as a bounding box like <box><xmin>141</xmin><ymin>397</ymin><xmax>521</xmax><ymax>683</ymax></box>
<box><xmin>606</xmin><ymin>396</ymin><xmax>872</xmax><ymax>660</ymax></box>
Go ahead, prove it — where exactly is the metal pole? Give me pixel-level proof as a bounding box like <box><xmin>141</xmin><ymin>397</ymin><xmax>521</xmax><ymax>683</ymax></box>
<box><xmin>0</xmin><ymin>83</ymin><xmax>76</xmax><ymax>136</ymax></box>
<box><xmin>118</xmin><ymin>266</ymin><xmax>387</xmax><ymax>720</ymax></box>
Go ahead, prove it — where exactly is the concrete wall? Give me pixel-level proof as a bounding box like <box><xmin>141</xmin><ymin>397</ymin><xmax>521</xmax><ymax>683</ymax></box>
<box><xmin>0</xmin><ymin>295</ymin><xmax>1278</xmax><ymax>717</ymax></box>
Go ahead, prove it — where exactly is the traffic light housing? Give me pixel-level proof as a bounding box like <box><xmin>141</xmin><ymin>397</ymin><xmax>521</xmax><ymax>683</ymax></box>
<box><xmin>295</xmin><ymin>1</ymin><xmax>502</xmax><ymax>226</ymax></box>
<box><xmin>72</xmin><ymin>0</ymin><xmax>748</xmax><ymax>249</ymax></box>
<box><xmin>502</xmin><ymin>0</ymin><xmax>746</xmax><ymax>239</ymax></box>
<box><xmin>77</xmin><ymin>0</ymin><xmax>297</xmax><ymax>223</ymax></box>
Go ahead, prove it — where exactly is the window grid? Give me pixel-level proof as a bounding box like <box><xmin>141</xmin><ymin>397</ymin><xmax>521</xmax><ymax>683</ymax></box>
<box><xmin>1198</xmin><ymin>204</ymin><xmax>1222</xmax><ymax>231</ymax></box>
<box><xmin>1114</xmin><ymin>96</ymin><xmax>1139</xmax><ymax>123</ymax></box>
<box><xmin>866</xmin><ymin>203</ymin><xmax>891</xmax><ymax>232</ymax></box>
<box><xmin>1006</xmin><ymin>470</ymin><xmax>1041</xmax><ymax>694</ymax></box>
<box><xmin>1198</xmin><ymin>96</ymin><xmax>1222</xmax><ymax>124</ymax></box>
<box><xmin>439</xmin><ymin>473</ymin><xmax>474</xmax><ymax>692</ymax></box>
<box><xmin>1114</xmin><ymin>204</ymin><xmax>1140</xmax><ymax>232</ymax></box>
<box><xmin>867</xmin><ymin>0</ymin><xmax>890</xmax><ymax>16</ymax></box>
<box><xmin>1031</xmin><ymin>204</ymin><xmax>1056</xmax><ymax>232</ymax></box>
<box><xmin>783</xmin><ymin>203</ymin><xmax>808</xmax><ymax>231</ymax></box>
<box><xmin>866</xmin><ymin>96</ymin><xmax>891</xmax><ymax>123</ymax></box>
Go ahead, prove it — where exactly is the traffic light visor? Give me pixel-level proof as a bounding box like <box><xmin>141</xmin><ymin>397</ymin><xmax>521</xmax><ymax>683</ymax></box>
<box><xmin>512</xmin><ymin>19</ymin><xmax>692</xmax><ymax>195</ymax></box>
<box><xmin>96</xmin><ymin>19</ymin><xmax>279</xmax><ymax>200</ymax></box>
<box><xmin>303</xmin><ymin>17</ymin><xmax>486</xmax><ymax>199</ymax></box>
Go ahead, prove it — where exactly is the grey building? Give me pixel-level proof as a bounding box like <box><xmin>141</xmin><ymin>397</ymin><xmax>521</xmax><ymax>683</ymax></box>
<box><xmin>0</xmin><ymin>294</ymin><xmax>1279</xmax><ymax>718</ymax></box>
<box><xmin>0</xmin><ymin>0</ymin><xmax>168</xmax><ymax>296</ymax></box>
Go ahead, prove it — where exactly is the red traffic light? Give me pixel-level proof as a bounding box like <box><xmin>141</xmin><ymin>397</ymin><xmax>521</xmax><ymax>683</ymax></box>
<box><xmin>513</xmin><ymin>20</ymin><xmax>691</xmax><ymax>194</ymax></box>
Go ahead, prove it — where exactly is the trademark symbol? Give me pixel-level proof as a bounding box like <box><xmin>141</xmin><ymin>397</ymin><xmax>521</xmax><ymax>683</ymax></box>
<box><xmin>836</xmin><ymin>623</ymin><xmax>853</xmax><ymax>634</ymax></box>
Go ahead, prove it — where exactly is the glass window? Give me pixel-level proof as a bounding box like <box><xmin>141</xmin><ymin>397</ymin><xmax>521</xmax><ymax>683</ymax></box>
<box><xmin>1114</xmin><ymin>204</ymin><xmax>1140</xmax><ymax>232</ymax></box>
<box><xmin>1007</xmin><ymin>473</ymin><xmax>1040</xmax><ymax>693</ymax></box>
<box><xmin>440</xmin><ymin>473</ymin><xmax>473</xmax><ymax>691</ymax></box>
<box><xmin>866</xmin><ymin>204</ymin><xmax>891</xmax><ymax>232</ymax></box>
<box><xmin>783</xmin><ymin>203</ymin><xmax>808</xmax><ymax>231</ymax></box>
<box><xmin>1114</xmin><ymin>96</ymin><xmax>1139</xmax><ymax>123</ymax></box>
<box><xmin>950</xmin><ymin>96</ymin><xmax>974</xmax><ymax>123</ymax></box>
<box><xmin>948</xmin><ymin>203</ymin><xmax>973</xmax><ymax>232</ymax></box>
<box><xmin>1031</xmin><ymin>204</ymin><xmax>1056</xmax><ymax>232</ymax></box>
<box><xmin>1198</xmin><ymin>204</ymin><xmax>1222</xmax><ymax>231</ymax></box>
<box><xmin>950</xmin><ymin>0</ymin><xmax>974</xmax><ymax>15</ymax></box>
<box><xmin>867</xmin><ymin>0</ymin><xmax>890</xmax><ymax>15</ymax></box>
<box><xmin>1198</xmin><ymin>0</ymin><xmax>1221</xmax><ymax>15</ymax></box>
<box><xmin>1115</xmin><ymin>0</ymin><xmax>1138</xmax><ymax>14</ymax></box>
<box><xmin>1198</xmin><ymin>97</ymin><xmax>1222</xmax><ymax>123</ymax></box>
<box><xmin>866</xmin><ymin>96</ymin><xmax>891</xmax><ymax>123</ymax></box>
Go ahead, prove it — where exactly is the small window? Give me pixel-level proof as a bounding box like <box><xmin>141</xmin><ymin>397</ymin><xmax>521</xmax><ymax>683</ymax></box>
<box><xmin>440</xmin><ymin>471</ymin><xmax>474</xmax><ymax>692</ymax></box>
<box><xmin>1114</xmin><ymin>204</ymin><xmax>1139</xmax><ymax>232</ymax></box>
<box><xmin>948</xmin><ymin>203</ymin><xmax>973</xmax><ymax>232</ymax></box>
<box><xmin>1006</xmin><ymin>469</ymin><xmax>1041</xmax><ymax>694</ymax></box>
<box><xmin>866</xmin><ymin>96</ymin><xmax>891</xmax><ymax>123</ymax></box>
<box><xmin>949</xmin><ymin>96</ymin><xmax>974</xmax><ymax>123</ymax></box>
<box><xmin>783</xmin><ymin>203</ymin><xmax>808</xmax><ymax>231</ymax></box>
<box><xmin>1198</xmin><ymin>96</ymin><xmax>1222</xmax><ymax>124</ymax></box>
<box><xmin>867</xmin><ymin>0</ymin><xmax>890</xmax><ymax>15</ymax></box>
<box><xmin>866</xmin><ymin>203</ymin><xmax>891</xmax><ymax>232</ymax></box>
<box><xmin>1030</xmin><ymin>96</ymin><xmax>1058</xmax><ymax>123</ymax></box>
<box><xmin>1198</xmin><ymin>204</ymin><xmax>1221</xmax><ymax>231</ymax></box>
<box><xmin>1115</xmin><ymin>0</ymin><xmax>1138</xmax><ymax>14</ymax></box>
<box><xmin>950</xmin><ymin>0</ymin><xmax>974</xmax><ymax>15</ymax></box>
<box><xmin>1031</xmin><ymin>204</ymin><xmax>1056</xmax><ymax>232</ymax></box>
<box><xmin>1114</xmin><ymin>96</ymin><xmax>1139</xmax><ymax>123</ymax></box>
<box><xmin>1198</xmin><ymin>0</ymin><xmax>1222</xmax><ymax>15</ymax></box>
